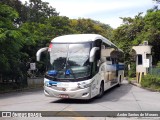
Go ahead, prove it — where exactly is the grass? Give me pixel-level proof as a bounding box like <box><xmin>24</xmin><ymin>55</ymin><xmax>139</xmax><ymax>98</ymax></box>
<box><xmin>128</xmin><ymin>77</ymin><xmax>136</xmax><ymax>83</ymax></box>
<box><xmin>141</xmin><ymin>74</ymin><xmax>160</xmax><ymax>92</ymax></box>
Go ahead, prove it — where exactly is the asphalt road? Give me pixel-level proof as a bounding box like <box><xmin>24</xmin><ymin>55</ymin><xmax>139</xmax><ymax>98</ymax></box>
<box><xmin>0</xmin><ymin>80</ymin><xmax>160</xmax><ymax>120</ymax></box>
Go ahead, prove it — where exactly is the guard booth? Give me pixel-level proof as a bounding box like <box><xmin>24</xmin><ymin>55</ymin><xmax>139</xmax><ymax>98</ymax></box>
<box><xmin>132</xmin><ymin>41</ymin><xmax>152</xmax><ymax>83</ymax></box>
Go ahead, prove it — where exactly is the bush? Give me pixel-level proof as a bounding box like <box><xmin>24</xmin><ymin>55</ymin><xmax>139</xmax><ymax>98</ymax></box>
<box><xmin>141</xmin><ymin>74</ymin><xmax>160</xmax><ymax>91</ymax></box>
<box><xmin>156</xmin><ymin>61</ymin><xmax>160</xmax><ymax>68</ymax></box>
<box><xmin>128</xmin><ymin>62</ymin><xmax>136</xmax><ymax>78</ymax></box>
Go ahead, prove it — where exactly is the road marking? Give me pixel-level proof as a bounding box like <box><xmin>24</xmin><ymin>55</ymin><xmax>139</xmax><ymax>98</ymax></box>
<box><xmin>65</xmin><ymin>108</ymin><xmax>87</xmax><ymax>120</ymax></box>
<box><xmin>71</xmin><ymin>117</ymin><xmax>87</xmax><ymax>120</ymax></box>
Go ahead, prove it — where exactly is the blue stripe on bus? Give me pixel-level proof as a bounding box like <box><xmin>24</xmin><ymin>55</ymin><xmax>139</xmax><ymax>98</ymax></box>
<box><xmin>114</xmin><ymin>64</ymin><xmax>125</xmax><ymax>70</ymax></box>
<box><xmin>118</xmin><ymin>65</ymin><xmax>125</xmax><ymax>70</ymax></box>
<box><xmin>48</xmin><ymin>81</ymin><xmax>59</xmax><ymax>85</ymax></box>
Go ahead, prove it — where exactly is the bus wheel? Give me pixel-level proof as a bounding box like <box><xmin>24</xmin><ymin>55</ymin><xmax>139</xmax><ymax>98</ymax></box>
<box><xmin>97</xmin><ymin>82</ymin><xmax>104</xmax><ymax>98</ymax></box>
<box><xmin>117</xmin><ymin>76</ymin><xmax>121</xmax><ymax>87</ymax></box>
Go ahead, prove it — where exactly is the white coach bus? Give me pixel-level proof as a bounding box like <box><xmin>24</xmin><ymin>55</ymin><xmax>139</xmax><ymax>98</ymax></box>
<box><xmin>36</xmin><ymin>34</ymin><xmax>124</xmax><ymax>99</ymax></box>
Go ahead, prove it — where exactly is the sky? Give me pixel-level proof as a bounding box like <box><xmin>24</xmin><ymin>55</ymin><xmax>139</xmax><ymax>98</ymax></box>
<box><xmin>21</xmin><ymin>0</ymin><xmax>158</xmax><ymax>28</ymax></box>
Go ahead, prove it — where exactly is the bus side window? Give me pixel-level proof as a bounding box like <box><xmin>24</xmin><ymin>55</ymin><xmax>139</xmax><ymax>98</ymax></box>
<box><xmin>106</xmin><ymin>57</ymin><xmax>111</xmax><ymax>61</ymax></box>
<box><xmin>94</xmin><ymin>39</ymin><xmax>102</xmax><ymax>60</ymax></box>
<box><xmin>111</xmin><ymin>58</ymin><xmax>114</xmax><ymax>64</ymax></box>
<box><xmin>92</xmin><ymin>60</ymin><xmax>99</xmax><ymax>75</ymax></box>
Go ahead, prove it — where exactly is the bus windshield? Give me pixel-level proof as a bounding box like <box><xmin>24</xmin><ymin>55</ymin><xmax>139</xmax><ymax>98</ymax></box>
<box><xmin>47</xmin><ymin>42</ymin><xmax>91</xmax><ymax>80</ymax></box>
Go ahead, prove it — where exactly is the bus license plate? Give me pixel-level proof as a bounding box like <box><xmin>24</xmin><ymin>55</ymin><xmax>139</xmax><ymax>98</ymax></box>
<box><xmin>59</xmin><ymin>94</ymin><xmax>69</xmax><ymax>98</ymax></box>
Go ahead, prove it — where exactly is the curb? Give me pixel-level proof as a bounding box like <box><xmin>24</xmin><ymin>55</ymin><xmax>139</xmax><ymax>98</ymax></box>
<box><xmin>129</xmin><ymin>81</ymin><xmax>141</xmax><ymax>87</ymax></box>
<box><xmin>129</xmin><ymin>81</ymin><xmax>160</xmax><ymax>92</ymax></box>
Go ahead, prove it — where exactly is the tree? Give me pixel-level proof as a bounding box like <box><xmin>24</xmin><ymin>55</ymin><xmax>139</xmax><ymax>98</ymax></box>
<box><xmin>0</xmin><ymin>0</ymin><xmax>28</xmax><ymax>25</ymax></box>
<box><xmin>0</xmin><ymin>3</ymin><xmax>24</xmax><ymax>80</ymax></box>
<box><xmin>143</xmin><ymin>10</ymin><xmax>160</xmax><ymax>64</ymax></box>
<box><xmin>70</xmin><ymin>18</ymin><xmax>113</xmax><ymax>39</ymax></box>
<box><xmin>0</xmin><ymin>0</ymin><xmax>59</xmax><ymax>24</ymax></box>
<box><xmin>26</xmin><ymin>0</ymin><xmax>59</xmax><ymax>23</ymax></box>
<box><xmin>46</xmin><ymin>16</ymin><xmax>75</xmax><ymax>36</ymax></box>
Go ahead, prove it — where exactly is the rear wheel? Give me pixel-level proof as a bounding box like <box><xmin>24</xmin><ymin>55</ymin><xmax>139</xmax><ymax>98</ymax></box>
<box><xmin>117</xmin><ymin>75</ymin><xmax>121</xmax><ymax>87</ymax></box>
<box><xmin>97</xmin><ymin>82</ymin><xmax>104</xmax><ymax>98</ymax></box>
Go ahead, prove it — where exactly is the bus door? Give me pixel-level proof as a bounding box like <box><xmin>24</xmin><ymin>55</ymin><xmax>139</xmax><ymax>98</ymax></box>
<box><xmin>90</xmin><ymin>61</ymin><xmax>100</xmax><ymax>98</ymax></box>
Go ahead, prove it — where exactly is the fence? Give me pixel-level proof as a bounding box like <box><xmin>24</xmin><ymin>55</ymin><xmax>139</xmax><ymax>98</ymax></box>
<box><xmin>0</xmin><ymin>67</ymin><xmax>44</xmax><ymax>93</ymax></box>
<box><xmin>0</xmin><ymin>74</ymin><xmax>28</xmax><ymax>93</ymax></box>
<box><xmin>148</xmin><ymin>67</ymin><xmax>160</xmax><ymax>77</ymax></box>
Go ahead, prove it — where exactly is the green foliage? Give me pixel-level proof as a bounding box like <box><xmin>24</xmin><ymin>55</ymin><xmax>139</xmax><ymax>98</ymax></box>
<box><xmin>26</xmin><ymin>0</ymin><xmax>59</xmax><ymax>23</ymax></box>
<box><xmin>46</xmin><ymin>16</ymin><xmax>75</xmax><ymax>36</ymax></box>
<box><xmin>0</xmin><ymin>4</ymin><xmax>23</xmax><ymax>74</ymax></box>
<box><xmin>0</xmin><ymin>3</ymin><xmax>18</xmax><ymax>29</ymax></box>
<box><xmin>128</xmin><ymin>63</ymin><xmax>136</xmax><ymax>77</ymax></box>
<box><xmin>70</xmin><ymin>18</ymin><xmax>113</xmax><ymax>39</ymax></box>
<box><xmin>141</xmin><ymin>74</ymin><xmax>160</xmax><ymax>91</ymax></box>
<box><xmin>0</xmin><ymin>0</ymin><xmax>58</xmax><ymax>24</ymax></box>
<box><xmin>156</xmin><ymin>61</ymin><xmax>160</xmax><ymax>68</ymax></box>
<box><xmin>143</xmin><ymin>10</ymin><xmax>160</xmax><ymax>64</ymax></box>
<box><xmin>0</xmin><ymin>3</ymin><xmax>28</xmax><ymax>90</ymax></box>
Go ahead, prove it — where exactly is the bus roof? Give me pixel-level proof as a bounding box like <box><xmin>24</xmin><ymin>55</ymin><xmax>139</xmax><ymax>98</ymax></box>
<box><xmin>51</xmin><ymin>34</ymin><xmax>118</xmax><ymax>49</ymax></box>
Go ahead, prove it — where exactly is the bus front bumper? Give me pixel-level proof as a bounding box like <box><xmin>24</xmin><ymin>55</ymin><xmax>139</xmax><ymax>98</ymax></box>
<box><xmin>44</xmin><ymin>86</ymin><xmax>91</xmax><ymax>99</ymax></box>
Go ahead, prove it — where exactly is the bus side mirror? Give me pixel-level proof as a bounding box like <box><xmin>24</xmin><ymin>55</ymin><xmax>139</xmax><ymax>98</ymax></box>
<box><xmin>36</xmin><ymin>47</ymin><xmax>48</xmax><ymax>61</ymax></box>
<box><xmin>89</xmin><ymin>47</ymin><xmax>99</xmax><ymax>62</ymax></box>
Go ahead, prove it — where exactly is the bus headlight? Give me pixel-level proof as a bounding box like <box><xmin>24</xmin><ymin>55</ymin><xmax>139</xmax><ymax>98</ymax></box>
<box><xmin>77</xmin><ymin>82</ymin><xmax>91</xmax><ymax>89</ymax></box>
<box><xmin>44</xmin><ymin>81</ymin><xmax>51</xmax><ymax>87</ymax></box>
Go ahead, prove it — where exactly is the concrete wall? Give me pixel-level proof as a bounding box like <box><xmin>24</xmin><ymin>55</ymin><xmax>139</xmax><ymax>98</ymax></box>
<box><xmin>27</xmin><ymin>78</ymin><xmax>44</xmax><ymax>87</ymax></box>
<box><xmin>132</xmin><ymin>46</ymin><xmax>152</xmax><ymax>55</ymax></box>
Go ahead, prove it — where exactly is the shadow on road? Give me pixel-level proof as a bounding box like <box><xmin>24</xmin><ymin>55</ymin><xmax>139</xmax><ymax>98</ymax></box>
<box><xmin>51</xmin><ymin>80</ymin><xmax>133</xmax><ymax>104</ymax></box>
<box><xmin>51</xmin><ymin>98</ymin><xmax>93</xmax><ymax>104</ymax></box>
<box><xmin>95</xmin><ymin>82</ymin><xmax>133</xmax><ymax>103</ymax></box>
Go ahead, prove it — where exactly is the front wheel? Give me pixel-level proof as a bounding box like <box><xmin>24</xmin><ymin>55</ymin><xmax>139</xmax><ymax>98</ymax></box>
<box><xmin>97</xmin><ymin>82</ymin><xmax>104</xmax><ymax>98</ymax></box>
